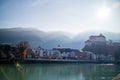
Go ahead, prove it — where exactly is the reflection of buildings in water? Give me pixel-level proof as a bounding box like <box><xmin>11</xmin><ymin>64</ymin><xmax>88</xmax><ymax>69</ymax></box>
<box><xmin>21</xmin><ymin>64</ymin><xmax>118</xmax><ymax>80</ymax></box>
<box><xmin>23</xmin><ymin>64</ymin><xmax>85</xmax><ymax>79</ymax></box>
<box><xmin>83</xmin><ymin>64</ymin><xmax>116</xmax><ymax>80</ymax></box>
<box><xmin>0</xmin><ymin>64</ymin><xmax>119</xmax><ymax>80</ymax></box>
<box><xmin>24</xmin><ymin>64</ymin><xmax>40</xmax><ymax>80</ymax></box>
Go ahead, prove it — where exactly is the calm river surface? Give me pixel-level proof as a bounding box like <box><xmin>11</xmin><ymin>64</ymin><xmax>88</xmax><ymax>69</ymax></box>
<box><xmin>0</xmin><ymin>63</ymin><xmax>120</xmax><ymax>80</ymax></box>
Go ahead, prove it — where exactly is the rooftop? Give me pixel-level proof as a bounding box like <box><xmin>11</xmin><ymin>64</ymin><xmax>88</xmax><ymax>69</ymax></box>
<box><xmin>90</xmin><ymin>34</ymin><xmax>105</xmax><ymax>38</ymax></box>
<box><xmin>53</xmin><ymin>48</ymin><xmax>80</xmax><ymax>53</ymax></box>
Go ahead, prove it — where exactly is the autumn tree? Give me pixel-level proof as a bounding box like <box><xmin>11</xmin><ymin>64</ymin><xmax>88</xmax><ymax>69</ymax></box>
<box><xmin>17</xmin><ymin>41</ymin><xmax>30</xmax><ymax>59</ymax></box>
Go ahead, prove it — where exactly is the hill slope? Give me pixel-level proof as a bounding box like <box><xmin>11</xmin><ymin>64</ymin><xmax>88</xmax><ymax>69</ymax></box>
<box><xmin>0</xmin><ymin>28</ymin><xmax>120</xmax><ymax>49</ymax></box>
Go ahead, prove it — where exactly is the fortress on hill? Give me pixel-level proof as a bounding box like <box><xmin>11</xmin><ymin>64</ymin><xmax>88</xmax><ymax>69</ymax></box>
<box><xmin>85</xmin><ymin>34</ymin><xmax>107</xmax><ymax>46</ymax></box>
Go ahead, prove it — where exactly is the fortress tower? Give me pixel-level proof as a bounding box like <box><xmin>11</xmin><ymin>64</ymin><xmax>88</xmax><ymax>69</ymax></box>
<box><xmin>85</xmin><ymin>34</ymin><xmax>106</xmax><ymax>46</ymax></box>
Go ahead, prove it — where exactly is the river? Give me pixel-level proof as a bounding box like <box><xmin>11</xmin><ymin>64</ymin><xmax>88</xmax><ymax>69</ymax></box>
<box><xmin>0</xmin><ymin>63</ymin><xmax>120</xmax><ymax>80</ymax></box>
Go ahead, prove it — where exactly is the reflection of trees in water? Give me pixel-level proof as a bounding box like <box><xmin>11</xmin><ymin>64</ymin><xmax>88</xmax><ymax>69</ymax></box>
<box><xmin>1</xmin><ymin>64</ymin><xmax>120</xmax><ymax>80</ymax></box>
<box><xmin>0</xmin><ymin>67</ymin><xmax>8</xmax><ymax>80</ymax></box>
<box><xmin>0</xmin><ymin>64</ymin><xmax>25</xmax><ymax>80</ymax></box>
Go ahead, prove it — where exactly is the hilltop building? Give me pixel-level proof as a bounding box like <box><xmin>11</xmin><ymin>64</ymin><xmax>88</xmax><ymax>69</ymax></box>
<box><xmin>85</xmin><ymin>34</ymin><xmax>106</xmax><ymax>46</ymax></box>
<box><xmin>83</xmin><ymin>34</ymin><xmax>118</xmax><ymax>61</ymax></box>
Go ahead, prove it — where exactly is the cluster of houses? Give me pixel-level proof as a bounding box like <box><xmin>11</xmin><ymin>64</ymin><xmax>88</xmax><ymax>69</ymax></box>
<box><xmin>30</xmin><ymin>33</ymin><xmax>117</xmax><ymax>61</ymax></box>
<box><xmin>0</xmin><ymin>42</ymin><xmax>96</xmax><ymax>60</ymax></box>
<box><xmin>27</xmin><ymin>46</ymin><xmax>96</xmax><ymax>60</ymax></box>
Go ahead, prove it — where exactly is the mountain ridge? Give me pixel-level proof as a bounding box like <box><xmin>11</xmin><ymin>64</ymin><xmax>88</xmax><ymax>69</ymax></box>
<box><xmin>0</xmin><ymin>28</ymin><xmax>120</xmax><ymax>49</ymax></box>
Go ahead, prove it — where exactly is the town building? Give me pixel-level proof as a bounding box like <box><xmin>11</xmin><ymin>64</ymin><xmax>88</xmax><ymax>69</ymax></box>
<box><xmin>53</xmin><ymin>48</ymin><xmax>81</xmax><ymax>59</ymax></box>
<box><xmin>27</xmin><ymin>48</ymin><xmax>35</xmax><ymax>58</ymax></box>
<box><xmin>33</xmin><ymin>46</ymin><xmax>45</xmax><ymax>58</ymax></box>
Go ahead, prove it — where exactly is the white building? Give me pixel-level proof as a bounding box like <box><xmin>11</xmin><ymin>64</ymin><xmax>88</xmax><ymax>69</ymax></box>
<box><xmin>85</xmin><ymin>34</ymin><xmax>106</xmax><ymax>46</ymax></box>
<box><xmin>52</xmin><ymin>48</ymin><xmax>79</xmax><ymax>59</ymax></box>
<box><xmin>85</xmin><ymin>51</ymin><xmax>96</xmax><ymax>60</ymax></box>
<box><xmin>52</xmin><ymin>50</ymin><xmax>61</xmax><ymax>58</ymax></box>
<box><xmin>46</xmin><ymin>50</ymin><xmax>61</xmax><ymax>58</ymax></box>
<box><xmin>89</xmin><ymin>34</ymin><xmax>106</xmax><ymax>42</ymax></box>
<box><xmin>34</xmin><ymin>46</ymin><xmax>44</xmax><ymax>58</ymax></box>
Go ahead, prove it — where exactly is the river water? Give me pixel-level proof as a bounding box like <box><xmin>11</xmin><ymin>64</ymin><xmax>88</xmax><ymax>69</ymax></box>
<box><xmin>0</xmin><ymin>63</ymin><xmax>120</xmax><ymax>80</ymax></box>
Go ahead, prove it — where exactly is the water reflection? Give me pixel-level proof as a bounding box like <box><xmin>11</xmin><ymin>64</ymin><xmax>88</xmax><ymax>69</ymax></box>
<box><xmin>0</xmin><ymin>64</ymin><xmax>120</xmax><ymax>80</ymax></box>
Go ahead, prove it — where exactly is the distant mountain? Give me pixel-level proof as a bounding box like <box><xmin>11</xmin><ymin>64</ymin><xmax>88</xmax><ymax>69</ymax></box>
<box><xmin>0</xmin><ymin>28</ymin><xmax>120</xmax><ymax>49</ymax></box>
<box><xmin>0</xmin><ymin>28</ymin><xmax>73</xmax><ymax>49</ymax></box>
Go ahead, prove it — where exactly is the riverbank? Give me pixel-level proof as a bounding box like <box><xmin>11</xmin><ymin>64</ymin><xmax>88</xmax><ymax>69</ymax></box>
<box><xmin>0</xmin><ymin>58</ymin><xmax>119</xmax><ymax>64</ymax></box>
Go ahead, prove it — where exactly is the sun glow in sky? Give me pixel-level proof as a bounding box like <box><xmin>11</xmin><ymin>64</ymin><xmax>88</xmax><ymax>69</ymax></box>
<box><xmin>0</xmin><ymin>0</ymin><xmax>120</xmax><ymax>34</ymax></box>
<box><xmin>95</xmin><ymin>6</ymin><xmax>111</xmax><ymax>20</ymax></box>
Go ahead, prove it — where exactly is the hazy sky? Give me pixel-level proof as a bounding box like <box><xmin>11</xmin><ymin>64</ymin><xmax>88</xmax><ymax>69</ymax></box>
<box><xmin>0</xmin><ymin>0</ymin><xmax>120</xmax><ymax>34</ymax></box>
